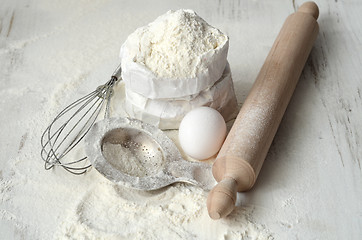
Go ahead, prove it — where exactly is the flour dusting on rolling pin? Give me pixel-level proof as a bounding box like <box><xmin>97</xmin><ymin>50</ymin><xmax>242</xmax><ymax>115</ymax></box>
<box><xmin>207</xmin><ymin>2</ymin><xmax>320</xmax><ymax>219</ymax></box>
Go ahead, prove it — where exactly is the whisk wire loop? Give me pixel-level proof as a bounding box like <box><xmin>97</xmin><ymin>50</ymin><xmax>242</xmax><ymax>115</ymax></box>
<box><xmin>41</xmin><ymin>65</ymin><xmax>122</xmax><ymax>174</ymax></box>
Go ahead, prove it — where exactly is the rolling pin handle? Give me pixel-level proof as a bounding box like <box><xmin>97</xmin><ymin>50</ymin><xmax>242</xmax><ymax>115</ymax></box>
<box><xmin>298</xmin><ymin>1</ymin><xmax>319</xmax><ymax>20</ymax></box>
<box><xmin>207</xmin><ymin>177</ymin><xmax>237</xmax><ymax>219</ymax></box>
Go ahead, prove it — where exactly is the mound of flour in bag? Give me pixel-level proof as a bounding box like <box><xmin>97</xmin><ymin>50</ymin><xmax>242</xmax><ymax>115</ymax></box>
<box><xmin>121</xmin><ymin>9</ymin><xmax>228</xmax><ymax>78</ymax></box>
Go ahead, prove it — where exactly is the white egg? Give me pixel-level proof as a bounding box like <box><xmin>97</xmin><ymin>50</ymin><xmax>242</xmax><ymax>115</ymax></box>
<box><xmin>178</xmin><ymin>107</ymin><xmax>227</xmax><ymax>160</ymax></box>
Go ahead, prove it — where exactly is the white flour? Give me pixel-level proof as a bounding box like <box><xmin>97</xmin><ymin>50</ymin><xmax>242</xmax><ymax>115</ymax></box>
<box><xmin>54</xmin><ymin>182</ymin><xmax>272</xmax><ymax>240</ymax></box>
<box><xmin>0</xmin><ymin>82</ymin><xmax>273</xmax><ymax>240</ymax></box>
<box><xmin>121</xmin><ymin>9</ymin><xmax>228</xmax><ymax>78</ymax></box>
<box><xmin>102</xmin><ymin>141</ymin><xmax>164</xmax><ymax>177</ymax></box>
<box><xmin>0</xmin><ymin>2</ymin><xmax>274</xmax><ymax>239</ymax></box>
<box><xmin>2</xmin><ymin>1</ymin><xmax>362</xmax><ymax>239</ymax></box>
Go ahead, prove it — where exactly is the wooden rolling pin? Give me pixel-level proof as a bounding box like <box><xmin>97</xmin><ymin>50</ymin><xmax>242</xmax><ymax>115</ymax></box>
<box><xmin>207</xmin><ymin>1</ymin><xmax>319</xmax><ymax>219</ymax></box>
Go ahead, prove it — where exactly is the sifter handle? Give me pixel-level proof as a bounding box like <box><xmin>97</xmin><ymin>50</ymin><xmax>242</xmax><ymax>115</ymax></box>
<box><xmin>207</xmin><ymin>2</ymin><xmax>319</xmax><ymax>219</ymax></box>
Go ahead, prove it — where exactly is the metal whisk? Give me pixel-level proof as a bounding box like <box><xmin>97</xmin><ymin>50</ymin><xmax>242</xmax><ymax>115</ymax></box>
<box><xmin>41</xmin><ymin>64</ymin><xmax>122</xmax><ymax>174</ymax></box>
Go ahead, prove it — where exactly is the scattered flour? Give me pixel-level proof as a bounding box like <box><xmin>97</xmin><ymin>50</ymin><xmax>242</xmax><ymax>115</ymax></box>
<box><xmin>0</xmin><ymin>2</ymin><xmax>274</xmax><ymax>239</ymax></box>
<box><xmin>121</xmin><ymin>9</ymin><xmax>228</xmax><ymax>78</ymax></box>
<box><xmin>53</xmin><ymin>181</ymin><xmax>273</xmax><ymax>240</ymax></box>
<box><xmin>0</xmin><ymin>80</ymin><xmax>274</xmax><ymax>240</ymax></box>
<box><xmin>3</xmin><ymin>1</ymin><xmax>362</xmax><ymax>239</ymax></box>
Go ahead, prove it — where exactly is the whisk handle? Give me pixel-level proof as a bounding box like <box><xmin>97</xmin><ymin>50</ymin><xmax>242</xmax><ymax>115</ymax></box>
<box><xmin>112</xmin><ymin>63</ymin><xmax>122</xmax><ymax>81</ymax></box>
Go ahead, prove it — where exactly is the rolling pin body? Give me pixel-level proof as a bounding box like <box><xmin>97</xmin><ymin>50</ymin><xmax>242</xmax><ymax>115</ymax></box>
<box><xmin>207</xmin><ymin>2</ymin><xmax>319</xmax><ymax>219</ymax></box>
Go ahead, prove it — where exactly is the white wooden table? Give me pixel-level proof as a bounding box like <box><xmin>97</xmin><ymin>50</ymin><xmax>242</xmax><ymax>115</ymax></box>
<box><xmin>0</xmin><ymin>0</ymin><xmax>361</xmax><ymax>239</ymax></box>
